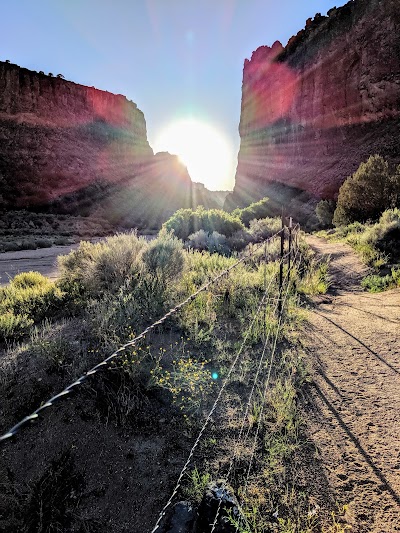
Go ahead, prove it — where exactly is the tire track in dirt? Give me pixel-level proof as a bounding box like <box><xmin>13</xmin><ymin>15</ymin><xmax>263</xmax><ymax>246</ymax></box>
<box><xmin>303</xmin><ymin>236</ymin><xmax>400</xmax><ymax>533</ymax></box>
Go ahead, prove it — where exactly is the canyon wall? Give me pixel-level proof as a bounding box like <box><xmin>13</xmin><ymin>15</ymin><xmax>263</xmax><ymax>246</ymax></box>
<box><xmin>0</xmin><ymin>61</ymin><xmax>153</xmax><ymax>209</ymax></box>
<box><xmin>227</xmin><ymin>0</ymin><xmax>400</xmax><ymax>210</ymax></box>
<box><xmin>0</xmin><ymin>62</ymin><xmax>219</xmax><ymax>225</ymax></box>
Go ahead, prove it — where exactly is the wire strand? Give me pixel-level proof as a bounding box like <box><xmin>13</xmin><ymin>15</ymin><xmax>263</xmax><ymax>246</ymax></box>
<box><xmin>150</xmin><ymin>267</ymin><xmax>279</xmax><ymax>533</ymax></box>
<box><xmin>0</xmin><ymin>230</ymin><xmax>284</xmax><ymax>443</ymax></box>
<box><xmin>210</xmin><ymin>246</ymin><xmax>298</xmax><ymax>533</ymax></box>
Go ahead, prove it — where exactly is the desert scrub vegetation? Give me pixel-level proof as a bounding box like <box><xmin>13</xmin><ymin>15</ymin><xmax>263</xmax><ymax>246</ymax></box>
<box><xmin>0</xmin><ymin>210</ymin><xmax>113</xmax><ymax>251</ymax></box>
<box><xmin>317</xmin><ymin>208</ymin><xmax>400</xmax><ymax>291</ymax></box>
<box><xmin>163</xmin><ymin>203</ymin><xmax>283</xmax><ymax>254</ymax></box>
<box><xmin>332</xmin><ymin>155</ymin><xmax>400</xmax><ymax>226</ymax></box>
<box><xmin>0</xmin><ymin>272</ymin><xmax>64</xmax><ymax>342</ymax></box>
<box><xmin>0</xmin><ymin>226</ymin><xmax>336</xmax><ymax>532</ymax></box>
<box><xmin>163</xmin><ymin>205</ymin><xmax>244</xmax><ymax>241</ymax></box>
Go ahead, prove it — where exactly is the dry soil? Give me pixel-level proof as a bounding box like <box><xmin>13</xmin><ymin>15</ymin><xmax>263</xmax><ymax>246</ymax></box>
<box><xmin>303</xmin><ymin>236</ymin><xmax>400</xmax><ymax>532</ymax></box>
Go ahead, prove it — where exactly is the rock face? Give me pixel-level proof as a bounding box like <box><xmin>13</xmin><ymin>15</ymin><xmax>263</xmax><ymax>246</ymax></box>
<box><xmin>0</xmin><ymin>61</ymin><xmax>153</xmax><ymax>209</ymax></box>
<box><xmin>0</xmin><ymin>62</ymin><xmax>220</xmax><ymax>225</ymax></box>
<box><xmin>227</xmin><ymin>0</ymin><xmax>400</xmax><ymax>210</ymax></box>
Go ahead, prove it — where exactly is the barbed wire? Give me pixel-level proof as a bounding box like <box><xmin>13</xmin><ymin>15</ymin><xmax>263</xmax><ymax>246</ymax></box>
<box><xmin>149</xmin><ymin>251</ymin><xmax>282</xmax><ymax>532</ymax></box>
<box><xmin>241</xmin><ymin>248</ymin><xmax>302</xmax><ymax>500</ymax></box>
<box><xmin>210</xmin><ymin>242</ymin><xmax>301</xmax><ymax>533</ymax></box>
<box><xmin>151</xmin><ymin>226</ymin><xmax>301</xmax><ymax>532</ymax></box>
<box><xmin>0</xmin><ymin>228</ymin><xmax>284</xmax><ymax>443</ymax></box>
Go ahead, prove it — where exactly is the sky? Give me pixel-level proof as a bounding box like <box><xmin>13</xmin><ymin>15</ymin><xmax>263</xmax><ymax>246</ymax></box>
<box><xmin>1</xmin><ymin>0</ymin><xmax>347</xmax><ymax>190</ymax></box>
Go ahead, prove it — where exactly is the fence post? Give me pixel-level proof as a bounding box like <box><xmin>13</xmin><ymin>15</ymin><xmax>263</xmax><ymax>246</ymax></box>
<box><xmin>278</xmin><ymin>209</ymin><xmax>285</xmax><ymax>316</ymax></box>
<box><xmin>288</xmin><ymin>217</ymin><xmax>293</xmax><ymax>273</ymax></box>
<box><xmin>264</xmin><ymin>240</ymin><xmax>268</xmax><ymax>338</ymax></box>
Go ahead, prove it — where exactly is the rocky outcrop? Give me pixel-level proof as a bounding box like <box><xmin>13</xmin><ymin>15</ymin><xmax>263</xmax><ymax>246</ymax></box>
<box><xmin>0</xmin><ymin>62</ymin><xmax>222</xmax><ymax>226</ymax></box>
<box><xmin>227</xmin><ymin>0</ymin><xmax>400</xmax><ymax>210</ymax></box>
<box><xmin>102</xmin><ymin>152</ymin><xmax>221</xmax><ymax>229</ymax></box>
<box><xmin>0</xmin><ymin>61</ymin><xmax>153</xmax><ymax>209</ymax></box>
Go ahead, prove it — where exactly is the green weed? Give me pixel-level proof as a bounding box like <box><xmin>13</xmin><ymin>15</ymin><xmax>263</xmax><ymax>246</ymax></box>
<box><xmin>183</xmin><ymin>467</ymin><xmax>212</xmax><ymax>504</ymax></box>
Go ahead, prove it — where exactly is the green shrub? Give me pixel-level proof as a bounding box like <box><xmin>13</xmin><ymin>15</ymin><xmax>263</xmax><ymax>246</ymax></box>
<box><xmin>361</xmin><ymin>274</ymin><xmax>393</xmax><ymax>292</ymax></box>
<box><xmin>11</xmin><ymin>271</ymin><xmax>49</xmax><ymax>289</ymax></box>
<box><xmin>248</xmin><ymin>217</ymin><xmax>281</xmax><ymax>241</ymax></box>
<box><xmin>362</xmin><ymin>268</ymin><xmax>400</xmax><ymax>292</ymax></box>
<box><xmin>59</xmin><ymin>233</ymin><xmax>147</xmax><ymax>297</ymax></box>
<box><xmin>187</xmin><ymin>230</ymin><xmax>230</xmax><ymax>255</ymax></box>
<box><xmin>142</xmin><ymin>230</ymin><xmax>185</xmax><ymax>285</ymax></box>
<box><xmin>379</xmin><ymin>208</ymin><xmax>400</xmax><ymax>225</ymax></box>
<box><xmin>0</xmin><ymin>273</ymin><xmax>64</xmax><ymax>325</ymax></box>
<box><xmin>0</xmin><ymin>311</ymin><xmax>34</xmax><ymax>341</ymax></box>
<box><xmin>315</xmin><ymin>199</ymin><xmax>336</xmax><ymax>228</ymax></box>
<box><xmin>233</xmin><ymin>197</ymin><xmax>272</xmax><ymax>226</ymax></box>
<box><xmin>163</xmin><ymin>206</ymin><xmax>244</xmax><ymax>241</ymax></box>
<box><xmin>333</xmin><ymin>155</ymin><xmax>400</xmax><ymax>226</ymax></box>
<box><xmin>226</xmin><ymin>229</ymin><xmax>253</xmax><ymax>251</ymax></box>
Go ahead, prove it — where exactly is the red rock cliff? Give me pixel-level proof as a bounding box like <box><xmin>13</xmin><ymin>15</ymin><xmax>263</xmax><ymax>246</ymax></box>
<box><xmin>0</xmin><ymin>62</ymin><xmax>153</xmax><ymax>209</ymax></box>
<box><xmin>228</xmin><ymin>0</ymin><xmax>400</xmax><ymax>208</ymax></box>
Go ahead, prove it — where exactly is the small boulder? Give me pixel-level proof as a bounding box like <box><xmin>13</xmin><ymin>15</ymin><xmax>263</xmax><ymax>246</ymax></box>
<box><xmin>195</xmin><ymin>480</ymin><xmax>241</xmax><ymax>533</ymax></box>
<box><xmin>165</xmin><ymin>501</ymin><xmax>197</xmax><ymax>533</ymax></box>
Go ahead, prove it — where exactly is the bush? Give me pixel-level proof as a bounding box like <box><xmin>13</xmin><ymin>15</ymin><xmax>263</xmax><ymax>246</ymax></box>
<box><xmin>226</xmin><ymin>229</ymin><xmax>253</xmax><ymax>252</ymax></box>
<box><xmin>59</xmin><ymin>233</ymin><xmax>147</xmax><ymax>297</ymax></box>
<box><xmin>233</xmin><ymin>197</ymin><xmax>272</xmax><ymax>227</ymax></box>
<box><xmin>0</xmin><ymin>312</ymin><xmax>34</xmax><ymax>341</ymax></box>
<box><xmin>248</xmin><ymin>217</ymin><xmax>281</xmax><ymax>241</ymax></box>
<box><xmin>11</xmin><ymin>271</ymin><xmax>49</xmax><ymax>290</ymax></box>
<box><xmin>187</xmin><ymin>230</ymin><xmax>230</xmax><ymax>255</ymax></box>
<box><xmin>379</xmin><ymin>208</ymin><xmax>400</xmax><ymax>225</ymax></box>
<box><xmin>142</xmin><ymin>231</ymin><xmax>185</xmax><ymax>285</ymax></box>
<box><xmin>0</xmin><ymin>272</ymin><xmax>63</xmax><ymax>341</ymax></box>
<box><xmin>333</xmin><ymin>155</ymin><xmax>400</xmax><ymax>226</ymax></box>
<box><xmin>36</xmin><ymin>238</ymin><xmax>52</xmax><ymax>249</ymax></box>
<box><xmin>163</xmin><ymin>206</ymin><xmax>244</xmax><ymax>241</ymax></box>
<box><xmin>361</xmin><ymin>271</ymin><xmax>399</xmax><ymax>293</ymax></box>
<box><xmin>315</xmin><ymin>199</ymin><xmax>336</xmax><ymax>228</ymax></box>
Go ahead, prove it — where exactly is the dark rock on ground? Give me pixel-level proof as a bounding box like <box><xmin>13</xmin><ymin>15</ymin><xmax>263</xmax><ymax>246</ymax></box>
<box><xmin>195</xmin><ymin>480</ymin><xmax>241</xmax><ymax>533</ymax></box>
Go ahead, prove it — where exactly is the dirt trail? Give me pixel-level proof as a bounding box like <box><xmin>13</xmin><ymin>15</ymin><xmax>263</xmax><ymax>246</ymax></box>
<box><xmin>303</xmin><ymin>236</ymin><xmax>400</xmax><ymax>532</ymax></box>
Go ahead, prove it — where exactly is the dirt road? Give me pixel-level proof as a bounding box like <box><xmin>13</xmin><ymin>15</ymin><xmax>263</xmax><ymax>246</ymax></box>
<box><xmin>304</xmin><ymin>236</ymin><xmax>400</xmax><ymax>532</ymax></box>
<box><xmin>0</xmin><ymin>245</ymin><xmax>79</xmax><ymax>285</ymax></box>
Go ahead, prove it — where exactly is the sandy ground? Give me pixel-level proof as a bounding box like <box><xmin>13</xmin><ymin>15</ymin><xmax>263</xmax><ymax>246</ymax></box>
<box><xmin>0</xmin><ymin>235</ymin><xmax>156</xmax><ymax>286</ymax></box>
<box><xmin>0</xmin><ymin>245</ymin><xmax>79</xmax><ymax>285</ymax></box>
<box><xmin>303</xmin><ymin>236</ymin><xmax>400</xmax><ymax>532</ymax></box>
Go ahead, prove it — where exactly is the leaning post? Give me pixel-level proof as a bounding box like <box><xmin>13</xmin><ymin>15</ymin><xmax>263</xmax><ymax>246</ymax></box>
<box><xmin>288</xmin><ymin>217</ymin><xmax>293</xmax><ymax>273</ymax></box>
<box><xmin>278</xmin><ymin>208</ymin><xmax>285</xmax><ymax>316</ymax></box>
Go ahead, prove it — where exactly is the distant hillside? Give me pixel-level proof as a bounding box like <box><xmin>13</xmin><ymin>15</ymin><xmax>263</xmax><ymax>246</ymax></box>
<box><xmin>226</xmin><ymin>0</ymin><xmax>400</xmax><ymax>214</ymax></box>
<box><xmin>0</xmin><ymin>61</ymin><xmax>220</xmax><ymax>228</ymax></box>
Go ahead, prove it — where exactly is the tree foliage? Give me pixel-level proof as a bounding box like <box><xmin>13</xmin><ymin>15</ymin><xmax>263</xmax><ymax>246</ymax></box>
<box><xmin>333</xmin><ymin>155</ymin><xmax>400</xmax><ymax>226</ymax></box>
<box><xmin>315</xmin><ymin>199</ymin><xmax>336</xmax><ymax>228</ymax></box>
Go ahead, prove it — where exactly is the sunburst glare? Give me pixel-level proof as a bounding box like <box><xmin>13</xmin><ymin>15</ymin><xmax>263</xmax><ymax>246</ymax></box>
<box><xmin>153</xmin><ymin>119</ymin><xmax>234</xmax><ymax>190</ymax></box>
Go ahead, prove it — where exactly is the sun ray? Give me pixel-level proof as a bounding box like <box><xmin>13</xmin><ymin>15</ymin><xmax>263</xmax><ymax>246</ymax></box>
<box><xmin>153</xmin><ymin>118</ymin><xmax>234</xmax><ymax>190</ymax></box>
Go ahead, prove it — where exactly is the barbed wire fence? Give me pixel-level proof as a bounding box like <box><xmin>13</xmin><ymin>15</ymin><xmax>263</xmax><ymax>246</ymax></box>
<box><xmin>151</xmin><ymin>221</ymin><xmax>301</xmax><ymax>532</ymax></box>
<box><xmin>0</xmin><ymin>227</ymin><xmax>289</xmax><ymax>443</ymax></box>
<box><xmin>0</xmin><ymin>218</ymin><xmax>302</xmax><ymax>533</ymax></box>
<box><xmin>210</xmin><ymin>243</ymin><xmax>302</xmax><ymax>533</ymax></box>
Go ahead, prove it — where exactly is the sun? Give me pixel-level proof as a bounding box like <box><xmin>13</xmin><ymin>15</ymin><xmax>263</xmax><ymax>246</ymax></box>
<box><xmin>153</xmin><ymin>118</ymin><xmax>234</xmax><ymax>190</ymax></box>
